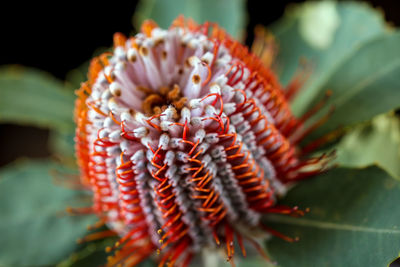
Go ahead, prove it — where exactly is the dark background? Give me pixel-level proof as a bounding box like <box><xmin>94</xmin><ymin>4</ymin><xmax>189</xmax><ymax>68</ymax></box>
<box><xmin>1</xmin><ymin>0</ymin><xmax>399</xmax><ymax>167</ymax></box>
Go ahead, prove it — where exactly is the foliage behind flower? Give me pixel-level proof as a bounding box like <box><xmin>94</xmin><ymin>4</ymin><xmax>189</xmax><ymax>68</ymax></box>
<box><xmin>0</xmin><ymin>1</ymin><xmax>400</xmax><ymax>267</ymax></box>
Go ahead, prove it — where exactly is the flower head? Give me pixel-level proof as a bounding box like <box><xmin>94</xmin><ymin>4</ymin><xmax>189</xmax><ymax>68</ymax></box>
<box><xmin>75</xmin><ymin>16</ymin><xmax>330</xmax><ymax>266</ymax></box>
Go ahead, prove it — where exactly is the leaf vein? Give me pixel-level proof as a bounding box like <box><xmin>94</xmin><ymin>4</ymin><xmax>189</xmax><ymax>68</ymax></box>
<box><xmin>330</xmin><ymin>59</ymin><xmax>400</xmax><ymax>111</ymax></box>
<box><xmin>267</xmin><ymin>215</ymin><xmax>400</xmax><ymax>234</ymax></box>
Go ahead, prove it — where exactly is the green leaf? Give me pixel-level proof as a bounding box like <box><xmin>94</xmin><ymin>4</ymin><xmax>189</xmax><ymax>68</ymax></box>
<box><xmin>133</xmin><ymin>0</ymin><xmax>247</xmax><ymax>39</ymax></box>
<box><xmin>0</xmin><ymin>65</ymin><xmax>75</xmax><ymax>132</ymax></box>
<box><xmin>266</xmin><ymin>167</ymin><xmax>400</xmax><ymax>267</ymax></box>
<box><xmin>271</xmin><ymin>2</ymin><xmax>388</xmax><ymax>115</ymax></box>
<box><xmin>308</xmin><ymin>32</ymin><xmax>400</xmax><ymax>138</ymax></box>
<box><xmin>334</xmin><ymin>113</ymin><xmax>400</xmax><ymax>180</ymax></box>
<box><xmin>0</xmin><ymin>160</ymin><xmax>96</xmax><ymax>266</ymax></box>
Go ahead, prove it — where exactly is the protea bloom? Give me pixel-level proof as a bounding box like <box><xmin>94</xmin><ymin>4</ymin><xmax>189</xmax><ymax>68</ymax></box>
<box><xmin>74</xmin><ymin>16</ymin><xmax>330</xmax><ymax>266</ymax></box>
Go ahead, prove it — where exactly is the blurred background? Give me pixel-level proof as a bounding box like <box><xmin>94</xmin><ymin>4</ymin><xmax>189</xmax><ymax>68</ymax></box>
<box><xmin>1</xmin><ymin>1</ymin><xmax>400</xmax><ymax>267</ymax></box>
<box><xmin>1</xmin><ymin>0</ymin><xmax>399</xmax><ymax>167</ymax></box>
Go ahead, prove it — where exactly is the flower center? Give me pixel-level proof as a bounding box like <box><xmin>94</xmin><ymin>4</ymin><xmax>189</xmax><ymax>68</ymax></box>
<box><xmin>140</xmin><ymin>84</ymin><xmax>187</xmax><ymax>116</ymax></box>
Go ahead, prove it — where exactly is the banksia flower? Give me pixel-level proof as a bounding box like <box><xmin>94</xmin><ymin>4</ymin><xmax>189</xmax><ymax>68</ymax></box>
<box><xmin>74</xmin><ymin>16</ymin><xmax>331</xmax><ymax>266</ymax></box>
